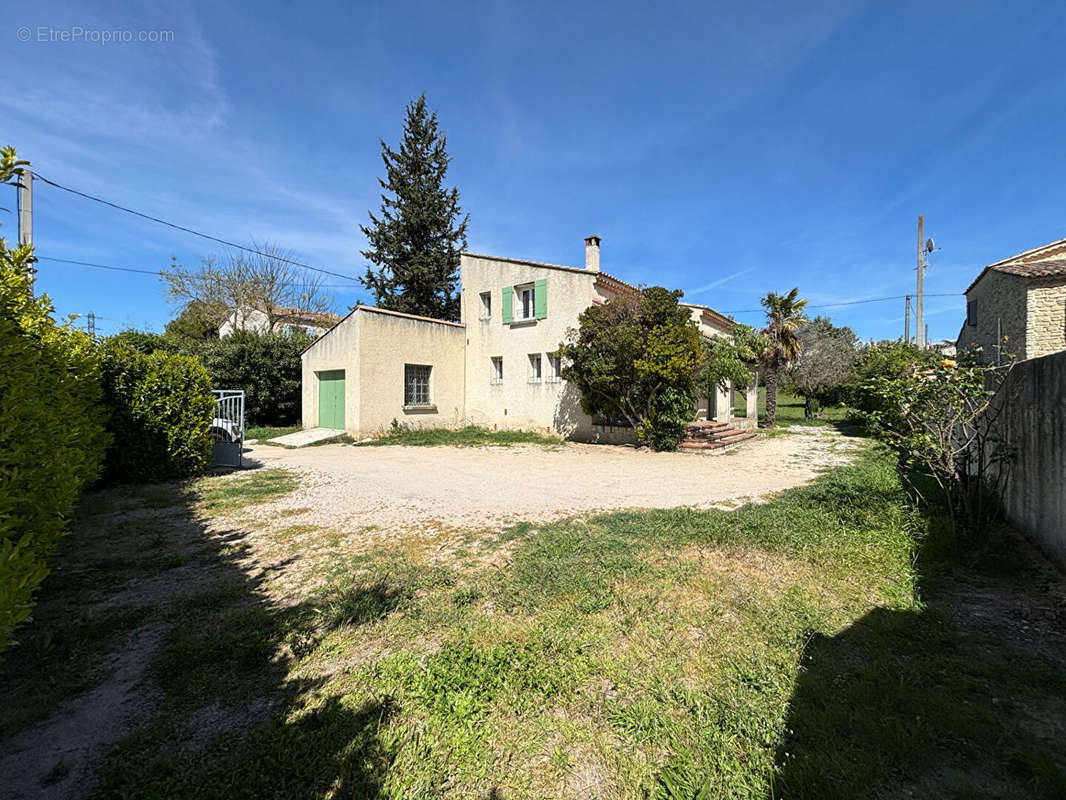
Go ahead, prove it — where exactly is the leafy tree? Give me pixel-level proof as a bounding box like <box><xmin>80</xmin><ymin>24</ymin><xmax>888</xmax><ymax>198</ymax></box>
<box><xmin>164</xmin><ymin>299</ymin><xmax>226</xmax><ymax>341</ymax></box>
<box><xmin>845</xmin><ymin>340</ymin><xmax>939</xmax><ymax>417</ymax></box>
<box><xmin>0</xmin><ymin>146</ymin><xmax>109</xmax><ymax>653</ymax></box>
<box><xmin>360</xmin><ymin>94</ymin><xmax>468</xmax><ymax>322</ymax></box>
<box><xmin>162</xmin><ymin>243</ymin><xmax>334</xmax><ymax>333</ymax></box>
<box><xmin>559</xmin><ymin>287</ymin><xmax>704</xmax><ymax>451</ymax></box>
<box><xmin>759</xmin><ymin>288</ymin><xmax>808</xmax><ymax>426</ymax></box>
<box><xmin>865</xmin><ymin>354</ymin><xmax>1014</xmax><ymax>535</ymax></box>
<box><xmin>701</xmin><ymin>324</ymin><xmax>766</xmax><ymax>393</ymax></box>
<box><xmin>105</xmin><ymin>329</ymin><xmax>177</xmax><ymax>355</ymax></box>
<box><xmin>198</xmin><ymin>330</ymin><xmax>314</xmax><ymax>426</ymax></box>
<box><xmin>787</xmin><ymin>316</ymin><xmax>858</xmax><ymax>418</ymax></box>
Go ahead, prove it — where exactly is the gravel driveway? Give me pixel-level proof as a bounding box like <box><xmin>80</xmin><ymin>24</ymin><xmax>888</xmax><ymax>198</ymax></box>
<box><xmin>243</xmin><ymin>429</ymin><xmax>861</xmax><ymax>535</ymax></box>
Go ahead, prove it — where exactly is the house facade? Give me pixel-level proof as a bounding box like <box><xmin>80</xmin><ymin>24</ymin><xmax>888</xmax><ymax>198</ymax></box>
<box><xmin>957</xmin><ymin>237</ymin><xmax>1066</xmax><ymax>362</ymax></box>
<box><xmin>219</xmin><ymin>306</ymin><xmax>340</xmax><ymax>338</ymax></box>
<box><xmin>301</xmin><ymin>237</ymin><xmax>755</xmax><ymax>440</ymax></box>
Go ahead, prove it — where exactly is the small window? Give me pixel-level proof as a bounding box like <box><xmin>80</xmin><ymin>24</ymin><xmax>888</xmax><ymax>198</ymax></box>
<box><xmin>528</xmin><ymin>353</ymin><xmax>542</xmax><ymax>383</ymax></box>
<box><xmin>548</xmin><ymin>352</ymin><xmax>562</xmax><ymax>381</ymax></box>
<box><xmin>491</xmin><ymin>357</ymin><xmax>504</xmax><ymax>384</ymax></box>
<box><xmin>404</xmin><ymin>364</ymin><xmax>431</xmax><ymax>407</ymax></box>
<box><xmin>518</xmin><ymin>285</ymin><xmax>535</xmax><ymax>320</ymax></box>
<box><xmin>966</xmin><ymin>300</ymin><xmax>977</xmax><ymax>326</ymax></box>
<box><xmin>479</xmin><ymin>291</ymin><xmax>492</xmax><ymax>319</ymax></box>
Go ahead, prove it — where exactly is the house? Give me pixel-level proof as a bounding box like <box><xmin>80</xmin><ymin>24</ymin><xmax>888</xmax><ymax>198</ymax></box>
<box><xmin>957</xmin><ymin>237</ymin><xmax>1066</xmax><ymax>362</ymax></box>
<box><xmin>300</xmin><ymin>236</ymin><xmax>758</xmax><ymax>440</ymax></box>
<box><xmin>219</xmin><ymin>306</ymin><xmax>341</xmax><ymax>338</ymax></box>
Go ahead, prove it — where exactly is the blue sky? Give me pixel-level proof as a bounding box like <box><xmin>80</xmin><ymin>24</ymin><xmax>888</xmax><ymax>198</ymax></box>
<box><xmin>4</xmin><ymin>0</ymin><xmax>1065</xmax><ymax>341</ymax></box>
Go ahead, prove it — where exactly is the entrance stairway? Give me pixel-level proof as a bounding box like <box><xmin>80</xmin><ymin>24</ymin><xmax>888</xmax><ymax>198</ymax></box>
<box><xmin>678</xmin><ymin>420</ymin><xmax>758</xmax><ymax>453</ymax></box>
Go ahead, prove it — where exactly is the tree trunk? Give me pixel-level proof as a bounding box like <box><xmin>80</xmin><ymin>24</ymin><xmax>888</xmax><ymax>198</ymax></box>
<box><xmin>804</xmin><ymin>394</ymin><xmax>814</xmax><ymax>419</ymax></box>
<box><xmin>765</xmin><ymin>367</ymin><xmax>779</xmax><ymax>426</ymax></box>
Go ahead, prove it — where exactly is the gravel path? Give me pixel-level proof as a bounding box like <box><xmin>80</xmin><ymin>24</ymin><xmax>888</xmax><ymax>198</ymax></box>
<box><xmin>243</xmin><ymin>428</ymin><xmax>862</xmax><ymax>535</ymax></box>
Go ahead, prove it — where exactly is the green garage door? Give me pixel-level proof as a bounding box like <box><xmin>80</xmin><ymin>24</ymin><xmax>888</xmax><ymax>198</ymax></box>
<box><xmin>317</xmin><ymin>370</ymin><xmax>345</xmax><ymax>430</ymax></box>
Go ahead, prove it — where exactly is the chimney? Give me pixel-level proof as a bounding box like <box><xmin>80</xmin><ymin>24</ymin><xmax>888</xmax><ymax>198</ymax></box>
<box><xmin>584</xmin><ymin>235</ymin><xmax>601</xmax><ymax>272</ymax></box>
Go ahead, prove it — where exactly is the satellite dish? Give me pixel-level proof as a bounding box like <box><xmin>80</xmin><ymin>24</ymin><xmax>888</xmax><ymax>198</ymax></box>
<box><xmin>925</xmin><ymin>238</ymin><xmax>935</xmax><ymax>253</ymax></box>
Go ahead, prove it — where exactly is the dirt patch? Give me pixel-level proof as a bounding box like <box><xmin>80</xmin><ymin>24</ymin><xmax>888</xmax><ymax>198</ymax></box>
<box><xmin>240</xmin><ymin>432</ymin><xmax>863</xmax><ymax>545</ymax></box>
<box><xmin>0</xmin><ymin>622</ymin><xmax>168</xmax><ymax>800</ymax></box>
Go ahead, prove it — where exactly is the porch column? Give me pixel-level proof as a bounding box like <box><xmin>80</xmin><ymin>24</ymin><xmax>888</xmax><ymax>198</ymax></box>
<box><xmin>746</xmin><ymin>371</ymin><xmax>758</xmax><ymax>424</ymax></box>
<box><xmin>714</xmin><ymin>381</ymin><xmax>731</xmax><ymax>423</ymax></box>
<box><xmin>696</xmin><ymin>392</ymin><xmax>709</xmax><ymax>421</ymax></box>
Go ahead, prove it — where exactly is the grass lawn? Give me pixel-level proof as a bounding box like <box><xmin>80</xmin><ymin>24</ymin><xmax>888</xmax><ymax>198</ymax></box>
<box><xmin>734</xmin><ymin>387</ymin><xmax>849</xmax><ymax>427</ymax></box>
<box><xmin>354</xmin><ymin>424</ymin><xmax>564</xmax><ymax>448</ymax></box>
<box><xmin>2</xmin><ymin>449</ymin><xmax>1064</xmax><ymax>798</ymax></box>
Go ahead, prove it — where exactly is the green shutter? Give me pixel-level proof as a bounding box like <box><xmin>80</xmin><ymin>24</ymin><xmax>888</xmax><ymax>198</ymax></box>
<box><xmin>501</xmin><ymin>286</ymin><xmax>513</xmax><ymax>324</ymax></box>
<box><xmin>534</xmin><ymin>278</ymin><xmax>547</xmax><ymax>319</ymax></box>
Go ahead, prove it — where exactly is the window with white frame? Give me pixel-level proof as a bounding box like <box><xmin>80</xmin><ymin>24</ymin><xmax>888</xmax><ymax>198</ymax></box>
<box><xmin>404</xmin><ymin>364</ymin><xmax>432</xmax><ymax>407</ymax></box>
<box><xmin>479</xmin><ymin>291</ymin><xmax>492</xmax><ymax>319</ymax></box>
<box><xmin>517</xmin><ymin>284</ymin><xmax>535</xmax><ymax>320</ymax></box>
<box><xmin>548</xmin><ymin>352</ymin><xmax>562</xmax><ymax>381</ymax></box>
<box><xmin>491</xmin><ymin>356</ymin><xmax>504</xmax><ymax>384</ymax></box>
<box><xmin>528</xmin><ymin>353</ymin><xmax>542</xmax><ymax>383</ymax></box>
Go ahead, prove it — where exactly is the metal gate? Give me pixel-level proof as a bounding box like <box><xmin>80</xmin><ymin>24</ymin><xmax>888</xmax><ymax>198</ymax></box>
<box><xmin>210</xmin><ymin>390</ymin><xmax>245</xmax><ymax>468</ymax></box>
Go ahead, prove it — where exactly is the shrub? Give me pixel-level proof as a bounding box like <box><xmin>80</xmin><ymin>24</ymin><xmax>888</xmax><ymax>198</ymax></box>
<box><xmin>559</xmin><ymin>287</ymin><xmax>704</xmax><ymax>451</ymax></box>
<box><xmin>845</xmin><ymin>340</ymin><xmax>938</xmax><ymax>418</ymax></box>
<box><xmin>197</xmin><ymin>330</ymin><xmax>314</xmax><ymax>427</ymax></box>
<box><xmin>1</xmin><ymin>147</ymin><xmax>109</xmax><ymax>652</ymax></box>
<box><xmin>99</xmin><ymin>343</ymin><xmax>215</xmax><ymax>483</ymax></box>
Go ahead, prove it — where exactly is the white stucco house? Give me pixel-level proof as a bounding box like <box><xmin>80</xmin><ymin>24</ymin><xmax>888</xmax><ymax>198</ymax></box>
<box><xmin>219</xmin><ymin>306</ymin><xmax>341</xmax><ymax>338</ymax></box>
<box><xmin>300</xmin><ymin>236</ymin><xmax>757</xmax><ymax>442</ymax></box>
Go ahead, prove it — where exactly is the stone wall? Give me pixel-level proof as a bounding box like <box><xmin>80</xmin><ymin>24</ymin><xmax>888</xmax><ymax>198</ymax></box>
<box><xmin>1025</xmin><ymin>276</ymin><xmax>1066</xmax><ymax>359</ymax></box>
<box><xmin>992</xmin><ymin>350</ymin><xmax>1066</xmax><ymax>569</ymax></box>
<box><xmin>957</xmin><ymin>270</ymin><xmax>1027</xmax><ymax>362</ymax></box>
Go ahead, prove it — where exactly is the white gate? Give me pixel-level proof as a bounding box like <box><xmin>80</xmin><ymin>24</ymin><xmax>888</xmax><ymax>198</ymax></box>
<box><xmin>210</xmin><ymin>389</ymin><xmax>245</xmax><ymax>467</ymax></box>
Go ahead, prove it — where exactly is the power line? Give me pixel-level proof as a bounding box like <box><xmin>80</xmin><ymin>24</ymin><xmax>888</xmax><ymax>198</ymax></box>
<box><xmin>720</xmin><ymin>292</ymin><xmax>963</xmax><ymax>315</ymax></box>
<box><xmin>36</xmin><ymin>256</ymin><xmax>357</xmax><ymax>288</ymax></box>
<box><xmin>31</xmin><ymin>171</ymin><xmax>362</xmax><ymax>283</ymax></box>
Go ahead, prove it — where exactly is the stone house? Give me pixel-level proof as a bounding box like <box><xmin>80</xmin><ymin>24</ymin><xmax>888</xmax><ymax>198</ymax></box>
<box><xmin>300</xmin><ymin>236</ymin><xmax>757</xmax><ymax>440</ymax></box>
<box><xmin>957</xmin><ymin>237</ymin><xmax>1066</xmax><ymax>362</ymax></box>
<box><xmin>219</xmin><ymin>306</ymin><xmax>340</xmax><ymax>338</ymax></box>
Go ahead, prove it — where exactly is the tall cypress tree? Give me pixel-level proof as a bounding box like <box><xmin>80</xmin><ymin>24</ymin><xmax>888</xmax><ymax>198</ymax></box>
<box><xmin>360</xmin><ymin>94</ymin><xmax>469</xmax><ymax>321</ymax></box>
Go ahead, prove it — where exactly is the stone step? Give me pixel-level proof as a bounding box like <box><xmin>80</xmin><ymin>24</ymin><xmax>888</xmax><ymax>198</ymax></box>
<box><xmin>678</xmin><ymin>430</ymin><xmax>757</xmax><ymax>452</ymax></box>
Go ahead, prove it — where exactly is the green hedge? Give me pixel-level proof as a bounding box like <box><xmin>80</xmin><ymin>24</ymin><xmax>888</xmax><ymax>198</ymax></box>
<box><xmin>197</xmin><ymin>330</ymin><xmax>313</xmax><ymax>427</ymax></box>
<box><xmin>0</xmin><ymin>249</ymin><xmax>109</xmax><ymax>654</ymax></box>
<box><xmin>99</xmin><ymin>344</ymin><xmax>215</xmax><ymax>483</ymax></box>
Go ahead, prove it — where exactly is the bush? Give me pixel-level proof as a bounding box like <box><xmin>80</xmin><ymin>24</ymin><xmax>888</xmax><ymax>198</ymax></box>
<box><xmin>845</xmin><ymin>340</ymin><xmax>939</xmax><ymax>418</ymax></box>
<box><xmin>0</xmin><ymin>208</ymin><xmax>109</xmax><ymax>649</ymax></box>
<box><xmin>197</xmin><ymin>330</ymin><xmax>313</xmax><ymax>427</ymax></box>
<box><xmin>99</xmin><ymin>344</ymin><xmax>215</xmax><ymax>483</ymax></box>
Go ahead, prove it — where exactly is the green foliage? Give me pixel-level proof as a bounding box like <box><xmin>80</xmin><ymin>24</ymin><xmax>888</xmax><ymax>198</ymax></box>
<box><xmin>786</xmin><ymin>316</ymin><xmax>859</xmax><ymax>418</ymax></box>
<box><xmin>163</xmin><ymin>299</ymin><xmax>225</xmax><ymax>341</ymax></box>
<box><xmin>559</xmin><ymin>287</ymin><xmax>704</xmax><ymax>450</ymax></box>
<box><xmin>759</xmin><ymin>288</ymin><xmax>808</xmax><ymax>426</ymax></box>
<box><xmin>197</xmin><ymin>329</ymin><xmax>313</xmax><ymax>427</ymax></box>
<box><xmin>360</xmin><ymin>94</ymin><xmax>469</xmax><ymax>321</ymax></box>
<box><xmin>355</xmin><ymin>424</ymin><xmax>562</xmax><ymax>448</ymax></box>
<box><xmin>105</xmin><ymin>329</ymin><xmax>177</xmax><ymax>355</ymax></box>
<box><xmin>844</xmin><ymin>339</ymin><xmax>938</xmax><ymax>417</ymax></box>
<box><xmin>0</xmin><ymin>146</ymin><xmax>109</xmax><ymax>654</ymax></box>
<box><xmin>864</xmin><ymin>356</ymin><xmax>1012</xmax><ymax>533</ymax></box>
<box><xmin>98</xmin><ymin>342</ymin><xmax>215</xmax><ymax>483</ymax></box>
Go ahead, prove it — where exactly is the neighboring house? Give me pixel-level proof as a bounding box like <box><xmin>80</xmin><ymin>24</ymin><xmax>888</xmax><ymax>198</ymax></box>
<box><xmin>218</xmin><ymin>306</ymin><xmax>341</xmax><ymax>338</ymax></box>
<box><xmin>300</xmin><ymin>236</ymin><xmax>756</xmax><ymax>440</ymax></box>
<box><xmin>957</xmin><ymin>237</ymin><xmax>1066</xmax><ymax>362</ymax></box>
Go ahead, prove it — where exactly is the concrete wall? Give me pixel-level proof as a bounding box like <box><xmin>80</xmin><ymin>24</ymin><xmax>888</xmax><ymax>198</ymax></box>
<box><xmin>357</xmin><ymin>309</ymin><xmax>465</xmax><ymax>433</ymax></box>
<box><xmin>993</xmin><ymin>350</ymin><xmax>1066</xmax><ymax>569</ymax></box>
<box><xmin>301</xmin><ymin>309</ymin><xmax>361</xmax><ymax>432</ymax></box>
<box><xmin>460</xmin><ymin>253</ymin><xmax>635</xmax><ymax>443</ymax></box>
<box><xmin>957</xmin><ymin>270</ymin><xmax>1028</xmax><ymax>362</ymax></box>
<box><xmin>1025</xmin><ymin>277</ymin><xmax>1066</xmax><ymax>359</ymax></box>
<box><xmin>301</xmin><ymin>307</ymin><xmax>465</xmax><ymax>435</ymax></box>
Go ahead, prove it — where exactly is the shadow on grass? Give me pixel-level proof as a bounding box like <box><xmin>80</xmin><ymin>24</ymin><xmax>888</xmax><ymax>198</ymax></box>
<box><xmin>773</xmin><ymin>492</ymin><xmax>1066</xmax><ymax>799</ymax></box>
<box><xmin>0</xmin><ymin>467</ymin><xmax>404</xmax><ymax>799</ymax></box>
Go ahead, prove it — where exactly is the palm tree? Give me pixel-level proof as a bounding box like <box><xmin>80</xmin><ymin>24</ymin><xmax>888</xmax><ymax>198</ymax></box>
<box><xmin>759</xmin><ymin>288</ymin><xmax>808</xmax><ymax>426</ymax></box>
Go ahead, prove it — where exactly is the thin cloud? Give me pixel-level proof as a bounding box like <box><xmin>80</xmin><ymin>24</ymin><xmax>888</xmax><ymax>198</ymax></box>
<box><xmin>685</xmin><ymin>268</ymin><xmax>754</xmax><ymax>297</ymax></box>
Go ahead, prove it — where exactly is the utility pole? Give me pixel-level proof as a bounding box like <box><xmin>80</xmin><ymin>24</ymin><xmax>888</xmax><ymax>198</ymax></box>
<box><xmin>16</xmin><ymin>167</ymin><xmax>34</xmax><ymax>293</ymax></box>
<box><xmin>904</xmin><ymin>294</ymin><xmax>912</xmax><ymax>343</ymax></box>
<box><xmin>916</xmin><ymin>215</ymin><xmax>925</xmax><ymax>348</ymax></box>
